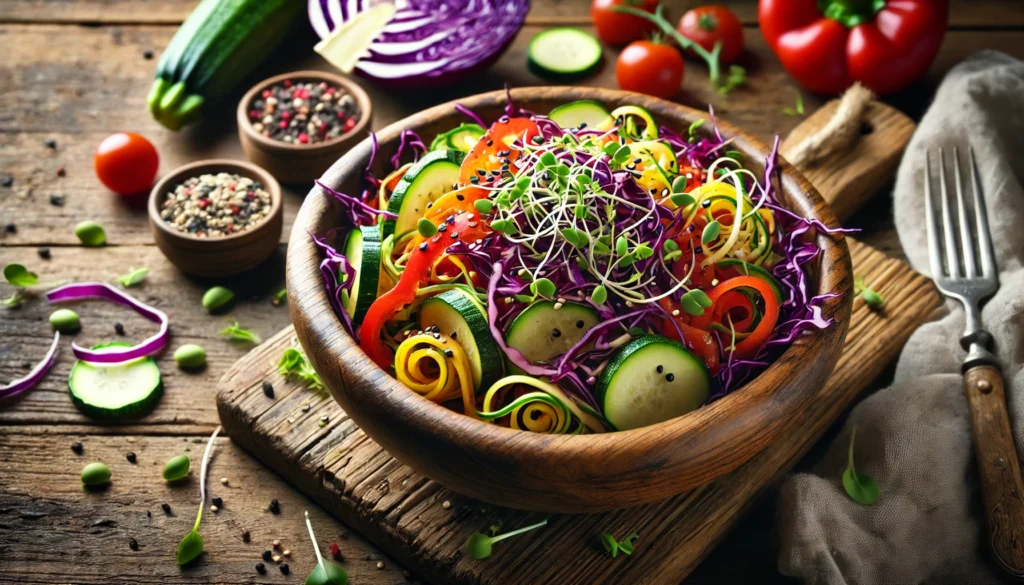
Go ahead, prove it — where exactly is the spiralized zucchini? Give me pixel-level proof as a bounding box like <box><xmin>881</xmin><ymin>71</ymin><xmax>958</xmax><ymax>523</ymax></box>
<box><xmin>394</xmin><ymin>332</ymin><xmax>478</xmax><ymax>418</ymax></box>
<box><xmin>479</xmin><ymin>375</ymin><xmax>606</xmax><ymax>434</ymax></box>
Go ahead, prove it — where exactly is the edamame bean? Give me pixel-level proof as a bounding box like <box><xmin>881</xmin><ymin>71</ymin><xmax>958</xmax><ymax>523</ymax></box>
<box><xmin>49</xmin><ymin>308</ymin><xmax>81</xmax><ymax>332</ymax></box>
<box><xmin>74</xmin><ymin>221</ymin><xmax>106</xmax><ymax>247</ymax></box>
<box><xmin>202</xmin><ymin>286</ymin><xmax>234</xmax><ymax>312</ymax></box>
<box><xmin>173</xmin><ymin>344</ymin><xmax>206</xmax><ymax>369</ymax></box>
<box><xmin>163</xmin><ymin>454</ymin><xmax>191</xmax><ymax>481</ymax></box>
<box><xmin>81</xmin><ymin>462</ymin><xmax>112</xmax><ymax>486</ymax></box>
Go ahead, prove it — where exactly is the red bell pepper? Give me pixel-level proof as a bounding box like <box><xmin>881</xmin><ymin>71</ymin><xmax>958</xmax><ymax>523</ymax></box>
<box><xmin>359</xmin><ymin>212</ymin><xmax>491</xmax><ymax>368</ymax></box>
<box><xmin>690</xmin><ymin>276</ymin><xmax>779</xmax><ymax>358</ymax></box>
<box><xmin>458</xmin><ymin>117</ymin><xmax>540</xmax><ymax>186</ymax></box>
<box><xmin>759</xmin><ymin>0</ymin><xmax>948</xmax><ymax>95</ymax></box>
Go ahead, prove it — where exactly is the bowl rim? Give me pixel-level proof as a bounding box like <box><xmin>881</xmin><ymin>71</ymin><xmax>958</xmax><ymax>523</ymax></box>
<box><xmin>287</xmin><ymin>87</ymin><xmax>853</xmax><ymax>502</ymax></box>
<box><xmin>148</xmin><ymin>158</ymin><xmax>283</xmax><ymax>244</ymax></box>
<box><xmin>236</xmin><ymin>70</ymin><xmax>373</xmax><ymax>154</ymax></box>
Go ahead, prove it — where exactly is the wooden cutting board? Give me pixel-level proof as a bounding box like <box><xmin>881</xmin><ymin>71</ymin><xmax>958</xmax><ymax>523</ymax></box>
<box><xmin>217</xmin><ymin>100</ymin><xmax>935</xmax><ymax>584</ymax></box>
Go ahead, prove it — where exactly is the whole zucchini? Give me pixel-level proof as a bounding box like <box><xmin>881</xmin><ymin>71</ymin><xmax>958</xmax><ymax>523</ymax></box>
<box><xmin>147</xmin><ymin>0</ymin><xmax>304</xmax><ymax>130</ymax></box>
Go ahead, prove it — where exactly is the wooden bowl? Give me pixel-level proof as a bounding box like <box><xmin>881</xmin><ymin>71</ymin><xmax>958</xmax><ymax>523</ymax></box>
<box><xmin>149</xmin><ymin>159</ymin><xmax>283</xmax><ymax>277</ymax></box>
<box><xmin>287</xmin><ymin>87</ymin><xmax>853</xmax><ymax>513</ymax></box>
<box><xmin>237</xmin><ymin>70</ymin><xmax>372</xmax><ymax>184</ymax></box>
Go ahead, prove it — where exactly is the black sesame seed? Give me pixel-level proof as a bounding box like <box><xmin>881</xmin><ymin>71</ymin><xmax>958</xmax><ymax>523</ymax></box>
<box><xmin>456</xmin><ymin>194</ymin><xmax>464</xmax><ymax>201</ymax></box>
<box><xmin>437</xmin><ymin>224</ymin><xmax>447</xmax><ymax>232</ymax></box>
<box><xmin>666</xmin><ymin>373</ymin><xmax>675</xmax><ymax>382</ymax></box>
<box><xmin>552</xmin><ymin>328</ymin><xmax>561</xmax><ymax>338</ymax></box>
<box><xmin>126</xmin><ymin>452</ymin><xmax>137</xmax><ymax>464</ymax></box>
<box><xmin>212</xmin><ymin>497</ymin><xmax>223</xmax><ymax>508</ymax></box>
<box><xmin>114</xmin><ymin>323</ymin><xmax>125</xmax><ymax>336</ymax></box>
<box><xmin>576</xmin><ymin>320</ymin><xmax>585</xmax><ymax>328</ymax></box>
<box><xmin>280</xmin><ymin>563</ymin><xmax>290</xmax><ymax>575</ymax></box>
<box><xmin>262</xmin><ymin>381</ymin><xmax>274</xmax><ymax>398</ymax></box>
<box><xmin>579</xmin><ymin>122</ymin><xmax>588</xmax><ymax>129</ymax></box>
<box><xmin>426</xmin><ymin>202</ymin><xmax>433</xmax><ymax>209</ymax></box>
<box><xmin>633</xmin><ymin>158</ymin><xmax>642</xmax><ymax>164</ymax></box>
<box><xmin>476</xmin><ymin>168</ymin><xmax>486</xmax><ymax>175</ymax></box>
<box><xmin>702</xmin><ymin>199</ymin><xmax>712</xmax><ymax>208</ymax></box>
<box><xmin>38</xmin><ymin>247</ymin><xmax>51</xmax><ymax>260</ymax></box>
<box><xmin>443</xmin><ymin>349</ymin><xmax>454</xmax><ymax>358</ymax></box>
<box><xmin>143</xmin><ymin>50</ymin><xmax>154</xmax><ymax>60</ymax></box>
<box><xmin>470</xmin><ymin>176</ymin><xmax>479</xmax><ymax>184</ymax></box>
<box><xmin>129</xmin><ymin>538</ymin><xmax>139</xmax><ymax>551</ymax></box>
<box><xmin>262</xmin><ymin>550</ymin><xmax>273</xmax><ymax>562</ymax></box>
<box><xmin>255</xmin><ymin>562</ymin><xmax>266</xmax><ymax>574</ymax></box>
<box><xmin>450</xmin><ymin>232</ymin><xmax>459</xmax><ymax>239</ymax></box>
<box><xmin>499</xmin><ymin>116</ymin><xmax>509</xmax><ymax>123</ymax></box>
<box><xmin>688</xmin><ymin>225</ymin><xmax>696</xmax><ymax>233</ymax></box>
<box><xmin>486</xmin><ymin>139</ymin><xmax>493</xmax><ymax>147</ymax></box>
<box><xmin>418</xmin><ymin>242</ymin><xmax>428</xmax><ymax>251</ymax></box>
<box><xmin>650</xmin><ymin>188</ymin><xmax>658</xmax><ymax>195</ymax></box>
<box><xmin>532</xmin><ymin>135</ymin><xmax>543</xmax><ymax>144</ymax></box>
<box><xmin>446</xmin><ymin>215</ymin><xmax>455</xmax><ymax>224</ymax></box>
<box><xmin>450</xmin><ymin>332</ymin><xmax>458</xmax><ymax>339</ymax></box>
<box><xmin>71</xmin><ymin>442</ymin><xmax>84</xmax><ymax>454</ymax></box>
<box><xmin>161</xmin><ymin>503</ymin><xmax>171</xmax><ymax>514</ymax></box>
<box><xmin>695</xmin><ymin>247</ymin><xmax>703</xmax><ymax>254</ymax></box>
<box><xmin>656</xmin><ymin>365</ymin><xmax>664</xmax><ymax>374</ymax></box>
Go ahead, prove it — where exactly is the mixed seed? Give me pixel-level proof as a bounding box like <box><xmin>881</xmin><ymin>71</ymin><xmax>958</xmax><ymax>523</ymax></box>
<box><xmin>159</xmin><ymin>173</ymin><xmax>272</xmax><ymax>238</ymax></box>
<box><xmin>248</xmin><ymin>79</ymin><xmax>360</xmax><ymax>145</ymax></box>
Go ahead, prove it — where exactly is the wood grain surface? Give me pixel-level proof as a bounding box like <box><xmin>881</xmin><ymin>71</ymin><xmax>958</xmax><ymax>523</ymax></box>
<box><xmin>220</xmin><ymin>238</ymin><xmax>940</xmax><ymax>585</ymax></box>
<box><xmin>0</xmin><ymin>0</ymin><xmax>1020</xmax><ymax>582</ymax></box>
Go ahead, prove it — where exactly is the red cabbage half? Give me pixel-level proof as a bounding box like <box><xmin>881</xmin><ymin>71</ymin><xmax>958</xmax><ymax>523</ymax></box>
<box><xmin>309</xmin><ymin>0</ymin><xmax>530</xmax><ymax>89</ymax></box>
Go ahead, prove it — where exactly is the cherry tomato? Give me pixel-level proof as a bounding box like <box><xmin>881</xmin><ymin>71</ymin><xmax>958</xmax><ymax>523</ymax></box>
<box><xmin>677</xmin><ymin>5</ymin><xmax>745</xmax><ymax>65</ymax></box>
<box><xmin>94</xmin><ymin>132</ymin><xmax>159</xmax><ymax>195</ymax></box>
<box><xmin>616</xmin><ymin>41</ymin><xmax>684</xmax><ymax>99</ymax></box>
<box><xmin>591</xmin><ymin>0</ymin><xmax>658</xmax><ymax>46</ymax></box>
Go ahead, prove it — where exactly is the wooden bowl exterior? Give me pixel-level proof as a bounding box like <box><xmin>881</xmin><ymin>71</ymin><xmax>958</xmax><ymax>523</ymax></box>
<box><xmin>149</xmin><ymin>159</ymin><xmax>283</xmax><ymax>277</ymax></box>
<box><xmin>287</xmin><ymin>87</ymin><xmax>853</xmax><ymax>513</ymax></box>
<box><xmin>237</xmin><ymin>71</ymin><xmax>373</xmax><ymax>185</ymax></box>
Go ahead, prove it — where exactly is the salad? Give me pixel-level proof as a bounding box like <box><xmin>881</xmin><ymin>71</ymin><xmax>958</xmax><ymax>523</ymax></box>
<box><xmin>314</xmin><ymin>98</ymin><xmax>838</xmax><ymax>434</ymax></box>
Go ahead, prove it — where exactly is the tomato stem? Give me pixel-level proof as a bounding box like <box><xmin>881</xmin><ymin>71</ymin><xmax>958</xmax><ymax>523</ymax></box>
<box><xmin>613</xmin><ymin>4</ymin><xmax>723</xmax><ymax>89</ymax></box>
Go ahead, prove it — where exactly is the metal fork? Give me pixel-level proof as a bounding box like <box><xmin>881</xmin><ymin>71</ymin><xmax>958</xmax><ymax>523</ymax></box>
<box><xmin>925</xmin><ymin>147</ymin><xmax>1024</xmax><ymax>579</ymax></box>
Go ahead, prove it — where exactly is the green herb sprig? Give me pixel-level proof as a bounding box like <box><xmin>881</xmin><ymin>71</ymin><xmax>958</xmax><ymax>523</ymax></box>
<box><xmin>782</xmin><ymin>91</ymin><xmax>805</xmax><ymax>117</ymax></box>
<box><xmin>278</xmin><ymin>347</ymin><xmax>324</xmax><ymax>391</ymax></box>
<box><xmin>601</xmin><ymin>532</ymin><xmax>639</xmax><ymax>558</ymax></box>
<box><xmin>176</xmin><ymin>426</ymin><xmax>220</xmax><ymax>565</ymax></box>
<box><xmin>466</xmin><ymin>519</ymin><xmax>548</xmax><ymax>560</ymax></box>
<box><xmin>117</xmin><ymin>267</ymin><xmax>149</xmax><ymax>288</ymax></box>
<box><xmin>220</xmin><ymin>321</ymin><xmax>261</xmax><ymax>344</ymax></box>
<box><xmin>842</xmin><ymin>427</ymin><xmax>879</xmax><ymax>505</ymax></box>
<box><xmin>272</xmin><ymin>288</ymin><xmax>288</xmax><ymax>306</ymax></box>
<box><xmin>853</xmin><ymin>276</ymin><xmax>885</xmax><ymax>310</ymax></box>
<box><xmin>3</xmin><ymin>264</ymin><xmax>37</xmax><ymax>307</ymax></box>
<box><xmin>303</xmin><ymin>510</ymin><xmax>348</xmax><ymax>585</ymax></box>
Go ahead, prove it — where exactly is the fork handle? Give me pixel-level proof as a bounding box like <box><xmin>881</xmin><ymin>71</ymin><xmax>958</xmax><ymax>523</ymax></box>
<box><xmin>965</xmin><ymin>365</ymin><xmax>1024</xmax><ymax>579</ymax></box>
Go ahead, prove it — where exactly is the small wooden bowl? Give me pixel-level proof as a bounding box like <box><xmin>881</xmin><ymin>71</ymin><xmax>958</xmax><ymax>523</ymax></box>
<box><xmin>149</xmin><ymin>159</ymin><xmax>283</xmax><ymax>277</ymax></box>
<box><xmin>287</xmin><ymin>87</ymin><xmax>854</xmax><ymax>513</ymax></box>
<box><xmin>237</xmin><ymin>70</ymin><xmax>372</xmax><ymax>184</ymax></box>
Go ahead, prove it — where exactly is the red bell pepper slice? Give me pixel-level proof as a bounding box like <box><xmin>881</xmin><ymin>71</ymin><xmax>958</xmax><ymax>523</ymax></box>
<box><xmin>458</xmin><ymin>117</ymin><xmax>540</xmax><ymax>186</ymax></box>
<box><xmin>657</xmin><ymin>297</ymin><xmax>721</xmax><ymax>375</ymax></box>
<box><xmin>689</xmin><ymin>275</ymin><xmax>780</xmax><ymax>358</ymax></box>
<box><xmin>758</xmin><ymin>0</ymin><xmax>948</xmax><ymax>95</ymax></box>
<box><xmin>358</xmin><ymin>212</ymin><xmax>491</xmax><ymax>368</ymax></box>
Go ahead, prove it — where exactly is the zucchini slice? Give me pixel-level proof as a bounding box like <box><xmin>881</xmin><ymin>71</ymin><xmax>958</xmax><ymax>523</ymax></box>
<box><xmin>527</xmin><ymin>27</ymin><xmax>604</xmax><ymax>81</ymax></box>
<box><xmin>69</xmin><ymin>343</ymin><xmax>163</xmax><ymax>420</ymax></box>
<box><xmin>596</xmin><ymin>334</ymin><xmax>710</xmax><ymax>431</ymax></box>
<box><xmin>716</xmin><ymin>259</ymin><xmax>785</xmax><ymax>303</ymax></box>
<box><xmin>445</xmin><ymin>124</ymin><xmax>486</xmax><ymax>152</ymax></box>
<box><xmin>505</xmin><ymin>301</ymin><xmax>600</xmax><ymax>364</ymax></box>
<box><xmin>600</xmin><ymin>105</ymin><xmax>658</xmax><ymax>140</ymax></box>
<box><xmin>383</xmin><ymin>150</ymin><xmax>464</xmax><ymax>238</ymax></box>
<box><xmin>419</xmin><ymin>289</ymin><xmax>503</xmax><ymax>391</ymax></box>
<box><xmin>340</xmin><ymin>225</ymin><xmax>383</xmax><ymax>324</ymax></box>
<box><xmin>548</xmin><ymin>100</ymin><xmax>612</xmax><ymax>130</ymax></box>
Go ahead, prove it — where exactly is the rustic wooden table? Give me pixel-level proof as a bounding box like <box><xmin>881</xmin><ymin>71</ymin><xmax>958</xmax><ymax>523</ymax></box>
<box><xmin>2</xmin><ymin>1</ymin><xmax>1023</xmax><ymax>583</ymax></box>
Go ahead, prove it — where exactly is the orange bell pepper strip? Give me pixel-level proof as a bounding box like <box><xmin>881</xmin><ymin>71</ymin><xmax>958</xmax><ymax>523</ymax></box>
<box><xmin>689</xmin><ymin>275</ymin><xmax>779</xmax><ymax>358</ymax></box>
<box><xmin>458</xmin><ymin>117</ymin><xmax>540</xmax><ymax>187</ymax></box>
<box><xmin>359</xmin><ymin>211</ymin><xmax>492</xmax><ymax>369</ymax></box>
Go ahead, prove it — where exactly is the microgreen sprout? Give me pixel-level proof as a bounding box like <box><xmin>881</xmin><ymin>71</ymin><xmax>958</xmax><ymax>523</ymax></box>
<box><xmin>782</xmin><ymin>90</ymin><xmax>806</xmax><ymax>117</ymax></box>
<box><xmin>278</xmin><ymin>347</ymin><xmax>324</xmax><ymax>391</ymax></box>
<box><xmin>680</xmin><ymin>289</ymin><xmax>712</xmax><ymax>316</ymax></box>
<box><xmin>854</xmin><ymin>276</ymin><xmax>884</xmax><ymax>310</ymax></box>
<box><xmin>4</xmin><ymin>264</ymin><xmax>38</xmax><ymax>287</ymax></box>
<box><xmin>220</xmin><ymin>321</ymin><xmax>261</xmax><ymax>344</ymax></box>
<box><xmin>601</xmin><ymin>532</ymin><xmax>639</xmax><ymax>558</ymax></box>
<box><xmin>117</xmin><ymin>267</ymin><xmax>149</xmax><ymax>288</ymax></box>
<box><xmin>417</xmin><ymin>217</ymin><xmax>437</xmax><ymax>237</ymax></box>
<box><xmin>176</xmin><ymin>426</ymin><xmax>220</xmax><ymax>565</ymax></box>
<box><xmin>273</xmin><ymin>288</ymin><xmax>288</xmax><ymax>305</ymax></box>
<box><xmin>842</xmin><ymin>427</ymin><xmax>879</xmax><ymax>505</ymax></box>
<box><xmin>303</xmin><ymin>511</ymin><xmax>348</xmax><ymax>585</ymax></box>
<box><xmin>465</xmin><ymin>519</ymin><xmax>548</xmax><ymax>560</ymax></box>
<box><xmin>688</xmin><ymin>119</ymin><xmax>705</xmax><ymax>139</ymax></box>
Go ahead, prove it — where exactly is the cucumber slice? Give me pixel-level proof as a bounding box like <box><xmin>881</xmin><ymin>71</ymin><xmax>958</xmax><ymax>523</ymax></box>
<box><xmin>527</xmin><ymin>27</ymin><xmax>603</xmax><ymax>81</ymax></box>
<box><xmin>548</xmin><ymin>100</ymin><xmax>612</xmax><ymax>130</ymax></box>
<box><xmin>340</xmin><ymin>225</ymin><xmax>382</xmax><ymax>324</ymax></box>
<box><xmin>383</xmin><ymin>150</ymin><xmax>464</xmax><ymax>238</ymax></box>
<box><xmin>445</xmin><ymin>124</ymin><xmax>486</xmax><ymax>152</ymax></box>
<box><xmin>419</xmin><ymin>289</ymin><xmax>503</xmax><ymax>391</ymax></box>
<box><xmin>716</xmin><ymin>259</ymin><xmax>784</xmax><ymax>302</ymax></box>
<box><xmin>596</xmin><ymin>334</ymin><xmax>710</xmax><ymax>431</ymax></box>
<box><xmin>68</xmin><ymin>343</ymin><xmax>163</xmax><ymax>420</ymax></box>
<box><xmin>505</xmin><ymin>301</ymin><xmax>601</xmax><ymax>364</ymax></box>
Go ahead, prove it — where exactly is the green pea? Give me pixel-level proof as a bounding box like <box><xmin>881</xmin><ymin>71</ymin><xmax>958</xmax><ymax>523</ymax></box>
<box><xmin>173</xmin><ymin>344</ymin><xmax>206</xmax><ymax>369</ymax></box>
<box><xmin>861</xmin><ymin>289</ymin><xmax>885</xmax><ymax>310</ymax></box>
<box><xmin>163</xmin><ymin>454</ymin><xmax>191</xmax><ymax>481</ymax></box>
<box><xmin>81</xmin><ymin>462</ymin><xmax>112</xmax><ymax>486</ymax></box>
<box><xmin>202</xmin><ymin>286</ymin><xmax>234</xmax><ymax>312</ymax></box>
<box><xmin>49</xmin><ymin>308</ymin><xmax>81</xmax><ymax>332</ymax></box>
<box><xmin>74</xmin><ymin>221</ymin><xmax>106</xmax><ymax>247</ymax></box>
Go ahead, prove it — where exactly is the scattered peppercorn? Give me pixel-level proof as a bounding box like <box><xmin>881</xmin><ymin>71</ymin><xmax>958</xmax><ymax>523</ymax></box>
<box><xmin>114</xmin><ymin>323</ymin><xmax>125</xmax><ymax>336</ymax></box>
<box><xmin>269</xmin><ymin>499</ymin><xmax>280</xmax><ymax>514</ymax></box>
<box><xmin>128</xmin><ymin>538</ymin><xmax>139</xmax><ymax>551</ymax></box>
<box><xmin>160</xmin><ymin>173</ymin><xmax>272</xmax><ymax>238</ymax></box>
<box><xmin>248</xmin><ymin>80</ymin><xmax>360</xmax><ymax>144</ymax></box>
<box><xmin>143</xmin><ymin>50</ymin><xmax>154</xmax><ymax>60</ymax></box>
<box><xmin>262</xmin><ymin>550</ymin><xmax>273</xmax><ymax>561</ymax></box>
<box><xmin>161</xmin><ymin>503</ymin><xmax>171</xmax><ymax>514</ymax></box>
<box><xmin>38</xmin><ymin>247</ymin><xmax>51</xmax><ymax>260</ymax></box>
<box><xmin>49</xmin><ymin>195</ymin><xmax>65</xmax><ymax>206</ymax></box>
<box><xmin>126</xmin><ymin>452</ymin><xmax>137</xmax><ymax>464</ymax></box>
<box><xmin>56</xmin><ymin>167</ymin><xmax>66</xmax><ymax>177</ymax></box>
<box><xmin>242</xmin><ymin>530</ymin><xmax>251</xmax><ymax>543</ymax></box>
<box><xmin>4</xmin><ymin>223</ymin><xmax>15</xmax><ymax>234</ymax></box>
<box><xmin>0</xmin><ymin>174</ymin><xmax>12</xmax><ymax>188</ymax></box>
<box><xmin>279</xmin><ymin>563</ymin><xmax>290</xmax><ymax>575</ymax></box>
<box><xmin>263</xmin><ymin>381</ymin><xmax>275</xmax><ymax>398</ymax></box>
<box><xmin>44</xmin><ymin>139</ymin><xmax>57</xmax><ymax>149</ymax></box>
<box><xmin>212</xmin><ymin>496</ymin><xmax>223</xmax><ymax>508</ymax></box>
<box><xmin>71</xmin><ymin>442</ymin><xmax>84</xmax><ymax>455</ymax></box>
<box><xmin>146</xmin><ymin>510</ymin><xmax>152</xmax><ymax>518</ymax></box>
<box><xmin>255</xmin><ymin>562</ymin><xmax>266</xmax><ymax>574</ymax></box>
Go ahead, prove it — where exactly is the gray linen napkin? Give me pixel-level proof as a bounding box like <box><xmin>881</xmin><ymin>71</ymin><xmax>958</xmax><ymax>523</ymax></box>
<box><xmin>777</xmin><ymin>50</ymin><xmax>1024</xmax><ymax>585</ymax></box>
